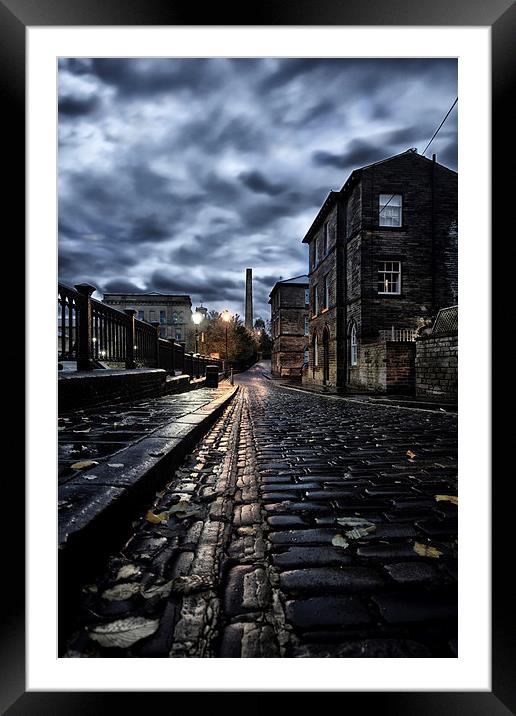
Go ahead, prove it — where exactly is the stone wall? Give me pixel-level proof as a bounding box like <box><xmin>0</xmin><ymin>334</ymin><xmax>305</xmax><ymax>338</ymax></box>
<box><xmin>348</xmin><ymin>339</ymin><xmax>416</xmax><ymax>394</ymax></box>
<box><xmin>415</xmin><ymin>334</ymin><xmax>458</xmax><ymax>401</ymax></box>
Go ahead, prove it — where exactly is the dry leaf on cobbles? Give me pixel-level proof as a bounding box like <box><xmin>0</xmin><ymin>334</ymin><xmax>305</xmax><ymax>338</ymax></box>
<box><xmin>336</xmin><ymin>517</ymin><xmax>375</xmax><ymax>528</ymax></box>
<box><xmin>141</xmin><ymin>580</ymin><xmax>174</xmax><ymax>600</ymax></box>
<box><xmin>435</xmin><ymin>495</ymin><xmax>458</xmax><ymax>505</ymax></box>
<box><xmin>107</xmin><ymin>463</ymin><xmax>125</xmax><ymax>468</ymax></box>
<box><xmin>71</xmin><ymin>460</ymin><xmax>99</xmax><ymax>470</ymax></box>
<box><xmin>406</xmin><ymin>450</ymin><xmax>416</xmax><ymax>459</ymax></box>
<box><xmin>345</xmin><ymin>525</ymin><xmax>376</xmax><ymax>539</ymax></box>
<box><xmin>115</xmin><ymin>564</ymin><xmax>141</xmax><ymax>581</ymax></box>
<box><xmin>331</xmin><ymin>534</ymin><xmax>349</xmax><ymax>549</ymax></box>
<box><xmin>146</xmin><ymin>510</ymin><xmax>169</xmax><ymax>524</ymax></box>
<box><xmin>102</xmin><ymin>582</ymin><xmax>141</xmax><ymax>601</ymax></box>
<box><xmin>88</xmin><ymin>616</ymin><xmax>159</xmax><ymax>648</ymax></box>
<box><xmin>170</xmin><ymin>575</ymin><xmax>213</xmax><ymax>594</ymax></box>
<box><xmin>413</xmin><ymin>542</ymin><xmax>443</xmax><ymax>558</ymax></box>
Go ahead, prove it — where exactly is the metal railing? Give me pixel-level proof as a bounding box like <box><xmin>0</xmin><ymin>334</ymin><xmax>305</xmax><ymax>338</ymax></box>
<box><xmin>58</xmin><ymin>282</ymin><xmax>224</xmax><ymax>376</ymax></box>
<box><xmin>379</xmin><ymin>327</ymin><xmax>417</xmax><ymax>342</ymax></box>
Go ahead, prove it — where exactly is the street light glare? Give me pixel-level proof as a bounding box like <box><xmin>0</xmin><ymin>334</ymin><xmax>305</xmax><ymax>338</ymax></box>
<box><xmin>192</xmin><ymin>311</ymin><xmax>203</xmax><ymax>325</ymax></box>
<box><xmin>222</xmin><ymin>309</ymin><xmax>231</xmax><ymax>322</ymax></box>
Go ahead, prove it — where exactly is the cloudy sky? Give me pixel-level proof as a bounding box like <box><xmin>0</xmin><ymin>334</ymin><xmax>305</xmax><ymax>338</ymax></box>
<box><xmin>58</xmin><ymin>58</ymin><xmax>457</xmax><ymax>321</ymax></box>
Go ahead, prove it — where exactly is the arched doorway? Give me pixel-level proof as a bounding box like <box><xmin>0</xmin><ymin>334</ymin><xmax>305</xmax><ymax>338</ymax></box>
<box><xmin>322</xmin><ymin>327</ymin><xmax>330</xmax><ymax>384</ymax></box>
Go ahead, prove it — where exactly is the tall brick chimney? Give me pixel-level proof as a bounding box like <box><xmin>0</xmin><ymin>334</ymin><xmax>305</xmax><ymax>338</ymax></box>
<box><xmin>245</xmin><ymin>268</ymin><xmax>253</xmax><ymax>329</ymax></box>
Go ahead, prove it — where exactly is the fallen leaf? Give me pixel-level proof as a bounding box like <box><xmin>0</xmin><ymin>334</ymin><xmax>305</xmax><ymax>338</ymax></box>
<box><xmin>413</xmin><ymin>542</ymin><xmax>443</xmax><ymax>558</ymax></box>
<box><xmin>107</xmin><ymin>463</ymin><xmax>124</xmax><ymax>468</ymax></box>
<box><xmin>115</xmin><ymin>564</ymin><xmax>141</xmax><ymax>581</ymax></box>
<box><xmin>88</xmin><ymin>616</ymin><xmax>159</xmax><ymax>648</ymax></box>
<box><xmin>345</xmin><ymin>525</ymin><xmax>376</xmax><ymax>539</ymax></box>
<box><xmin>336</xmin><ymin>517</ymin><xmax>375</xmax><ymax>528</ymax></box>
<box><xmin>102</xmin><ymin>582</ymin><xmax>140</xmax><ymax>601</ymax></box>
<box><xmin>435</xmin><ymin>495</ymin><xmax>458</xmax><ymax>505</ymax></box>
<box><xmin>331</xmin><ymin>534</ymin><xmax>349</xmax><ymax>549</ymax></box>
<box><xmin>145</xmin><ymin>510</ymin><xmax>168</xmax><ymax>524</ymax></box>
<box><xmin>170</xmin><ymin>575</ymin><xmax>213</xmax><ymax>594</ymax></box>
<box><xmin>406</xmin><ymin>450</ymin><xmax>416</xmax><ymax>459</ymax></box>
<box><xmin>167</xmin><ymin>500</ymin><xmax>193</xmax><ymax>516</ymax></box>
<box><xmin>141</xmin><ymin>580</ymin><xmax>174</xmax><ymax>600</ymax></box>
<box><xmin>71</xmin><ymin>460</ymin><xmax>99</xmax><ymax>470</ymax></box>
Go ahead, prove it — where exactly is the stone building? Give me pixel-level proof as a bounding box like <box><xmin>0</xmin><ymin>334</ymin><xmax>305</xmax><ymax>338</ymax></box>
<box><xmin>269</xmin><ymin>275</ymin><xmax>309</xmax><ymax>379</ymax></box>
<box><xmin>102</xmin><ymin>292</ymin><xmax>195</xmax><ymax>351</ymax></box>
<box><xmin>302</xmin><ymin>149</ymin><xmax>458</xmax><ymax>393</ymax></box>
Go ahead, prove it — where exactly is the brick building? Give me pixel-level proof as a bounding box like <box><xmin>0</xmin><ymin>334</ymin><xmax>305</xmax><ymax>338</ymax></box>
<box><xmin>102</xmin><ymin>292</ymin><xmax>195</xmax><ymax>351</ymax></box>
<box><xmin>269</xmin><ymin>276</ymin><xmax>309</xmax><ymax>379</ymax></box>
<box><xmin>302</xmin><ymin>149</ymin><xmax>457</xmax><ymax>393</ymax></box>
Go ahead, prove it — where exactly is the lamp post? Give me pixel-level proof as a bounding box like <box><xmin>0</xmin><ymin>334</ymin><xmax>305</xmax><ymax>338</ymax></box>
<box><xmin>192</xmin><ymin>310</ymin><xmax>202</xmax><ymax>355</ymax></box>
<box><xmin>222</xmin><ymin>309</ymin><xmax>231</xmax><ymax>377</ymax></box>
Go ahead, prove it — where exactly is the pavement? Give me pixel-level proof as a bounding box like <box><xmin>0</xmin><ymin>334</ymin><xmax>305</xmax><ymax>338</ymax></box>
<box><xmin>62</xmin><ymin>362</ymin><xmax>458</xmax><ymax>658</ymax></box>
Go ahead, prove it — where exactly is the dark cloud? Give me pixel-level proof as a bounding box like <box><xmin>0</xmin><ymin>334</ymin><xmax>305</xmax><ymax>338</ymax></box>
<box><xmin>312</xmin><ymin>139</ymin><xmax>384</xmax><ymax>170</ymax></box>
<box><xmin>59</xmin><ymin>94</ymin><xmax>100</xmax><ymax>117</ymax></box>
<box><xmin>58</xmin><ymin>58</ymin><xmax>457</xmax><ymax>317</ymax></box>
<box><xmin>239</xmin><ymin>171</ymin><xmax>287</xmax><ymax>196</ymax></box>
<box><xmin>102</xmin><ymin>279</ymin><xmax>143</xmax><ymax>293</ymax></box>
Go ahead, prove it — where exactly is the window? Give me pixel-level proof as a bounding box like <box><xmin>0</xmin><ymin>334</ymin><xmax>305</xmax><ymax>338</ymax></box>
<box><xmin>149</xmin><ymin>310</ymin><xmax>156</xmax><ymax>322</ymax></box>
<box><xmin>323</xmin><ymin>274</ymin><xmax>330</xmax><ymax>309</ymax></box>
<box><xmin>175</xmin><ymin>331</ymin><xmax>182</xmax><ymax>341</ymax></box>
<box><xmin>137</xmin><ymin>310</ymin><xmax>145</xmax><ymax>321</ymax></box>
<box><xmin>350</xmin><ymin>324</ymin><xmax>358</xmax><ymax>366</ymax></box>
<box><xmin>314</xmin><ymin>335</ymin><xmax>319</xmax><ymax>367</ymax></box>
<box><xmin>304</xmin><ymin>316</ymin><xmax>309</xmax><ymax>336</ymax></box>
<box><xmin>304</xmin><ymin>348</ymin><xmax>309</xmax><ymax>366</ymax></box>
<box><xmin>379</xmin><ymin>194</ymin><xmax>402</xmax><ymax>227</ymax></box>
<box><xmin>323</xmin><ymin>222</ymin><xmax>328</xmax><ymax>255</ymax></box>
<box><xmin>377</xmin><ymin>261</ymin><xmax>401</xmax><ymax>294</ymax></box>
<box><xmin>311</xmin><ymin>243</ymin><xmax>316</xmax><ymax>270</ymax></box>
<box><xmin>313</xmin><ymin>285</ymin><xmax>319</xmax><ymax>315</ymax></box>
<box><xmin>304</xmin><ymin>288</ymin><xmax>309</xmax><ymax>306</ymax></box>
<box><xmin>159</xmin><ymin>310</ymin><xmax>166</xmax><ymax>324</ymax></box>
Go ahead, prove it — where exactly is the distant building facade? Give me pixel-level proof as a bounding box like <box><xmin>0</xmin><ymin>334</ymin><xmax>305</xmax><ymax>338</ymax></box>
<box><xmin>102</xmin><ymin>292</ymin><xmax>195</xmax><ymax>351</ymax></box>
<box><xmin>269</xmin><ymin>275</ymin><xmax>309</xmax><ymax>379</ymax></box>
<box><xmin>302</xmin><ymin>149</ymin><xmax>458</xmax><ymax>393</ymax></box>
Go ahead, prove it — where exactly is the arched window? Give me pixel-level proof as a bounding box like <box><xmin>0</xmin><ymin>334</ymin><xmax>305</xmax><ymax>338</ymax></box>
<box><xmin>350</xmin><ymin>324</ymin><xmax>358</xmax><ymax>366</ymax></box>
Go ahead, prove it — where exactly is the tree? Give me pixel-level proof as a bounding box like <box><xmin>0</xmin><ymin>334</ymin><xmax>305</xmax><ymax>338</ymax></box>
<box><xmin>253</xmin><ymin>317</ymin><xmax>272</xmax><ymax>359</ymax></box>
<box><xmin>202</xmin><ymin>311</ymin><xmax>257</xmax><ymax>367</ymax></box>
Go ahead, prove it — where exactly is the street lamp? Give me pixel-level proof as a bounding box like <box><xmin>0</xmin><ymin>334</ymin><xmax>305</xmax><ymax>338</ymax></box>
<box><xmin>222</xmin><ymin>309</ymin><xmax>231</xmax><ymax>376</ymax></box>
<box><xmin>192</xmin><ymin>310</ymin><xmax>203</xmax><ymax>355</ymax></box>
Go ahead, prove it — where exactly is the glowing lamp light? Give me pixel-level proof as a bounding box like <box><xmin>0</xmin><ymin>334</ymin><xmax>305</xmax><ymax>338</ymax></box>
<box><xmin>222</xmin><ymin>309</ymin><xmax>231</xmax><ymax>322</ymax></box>
<box><xmin>192</xmin><ymin>311</ymin><xmax>203</xmax><ymax>326</ymax></box>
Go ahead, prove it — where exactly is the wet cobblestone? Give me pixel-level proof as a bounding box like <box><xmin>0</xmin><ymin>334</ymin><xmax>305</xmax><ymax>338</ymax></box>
<box><xmin>63</xmin><ymin>363</ymin><xmax>457</xmax><ymax>658</ymax></box>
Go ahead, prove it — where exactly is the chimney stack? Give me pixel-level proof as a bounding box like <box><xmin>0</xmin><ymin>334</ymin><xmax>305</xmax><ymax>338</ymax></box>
<box><xmin>245</xmin><ymin>268</ymin><xmax>253</xmax><ymax>329</ymax></box>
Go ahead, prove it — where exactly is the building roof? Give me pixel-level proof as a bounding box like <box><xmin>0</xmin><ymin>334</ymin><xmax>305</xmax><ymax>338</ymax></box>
<box><xmin>268</xmin><ymin>274</ymin><xmax>309</xmax><ymax>301</ymax></box>
<box><xmin>302</xmin><ymin>148</ymin><xmax>457</xmax><ymax>244</ymax></box>
<box><xmin>278</xmin><ymin>274</ymin><xmax>309</xmax><ymax>285</ymax></box>
<box><xmin>103</xmin><ymin>292</ymin><xmax>191</xmax><ymax>299</ymax></box>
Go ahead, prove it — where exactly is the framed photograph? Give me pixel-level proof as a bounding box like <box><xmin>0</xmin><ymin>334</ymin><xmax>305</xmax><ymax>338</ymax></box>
<box><xmin>4</xmin><ymin>0</ymin><xmax>510</xmax><ymax>710</ymax></box>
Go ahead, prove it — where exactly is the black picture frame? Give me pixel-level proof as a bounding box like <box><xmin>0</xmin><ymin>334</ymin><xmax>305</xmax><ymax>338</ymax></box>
<box><xmin>3</xmin><ymin>0</ymin><xmax>511</xmax><ymax>711</ymax></box>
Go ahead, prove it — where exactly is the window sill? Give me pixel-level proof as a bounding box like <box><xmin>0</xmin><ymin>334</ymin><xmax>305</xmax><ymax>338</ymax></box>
<box><xmin>321</xmin><ymin>307</ymin><xmax>329</xmax><ymax>313</ymax></box>
<box><xmin>377</xmin><ymin>292</ymin><xmax>402</xmax><ymax>297</ymax></box>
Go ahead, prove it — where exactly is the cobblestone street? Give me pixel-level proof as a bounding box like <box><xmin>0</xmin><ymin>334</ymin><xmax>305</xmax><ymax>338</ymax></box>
<box><xmin>64</xmin><ymin>363</ymin><xmax>458</xmax><ymax>658</ymax></box>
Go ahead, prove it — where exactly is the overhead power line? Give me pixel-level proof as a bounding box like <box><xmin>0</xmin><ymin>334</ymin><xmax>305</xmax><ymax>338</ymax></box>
<box><xmin>421</xmin><ymin>97</ymin><xmax>458</xmax><ymax>157</ymax></box>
